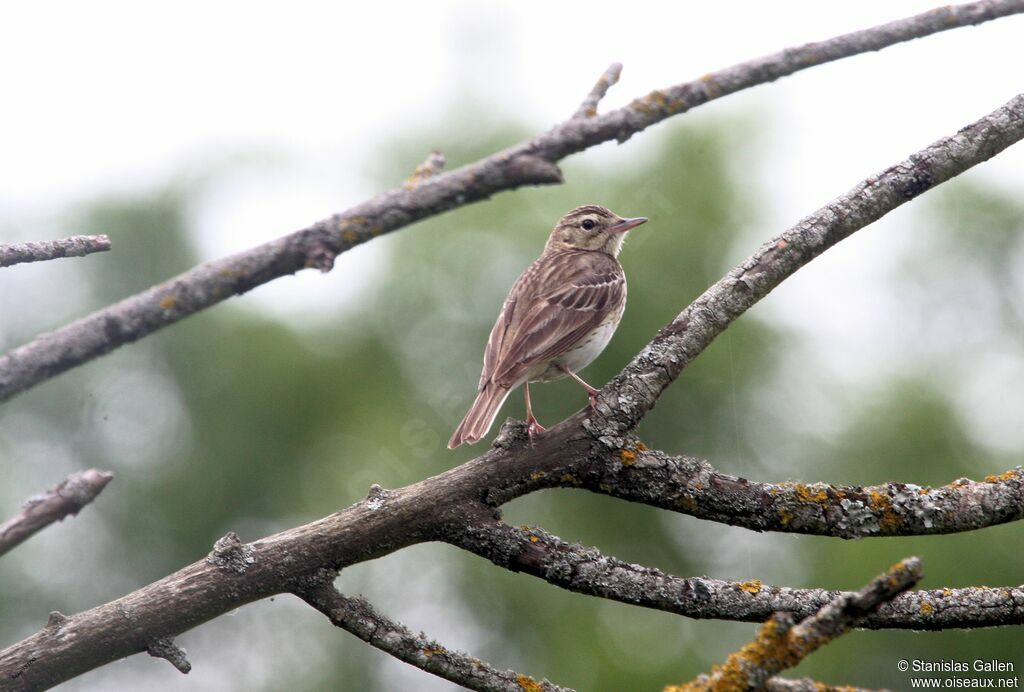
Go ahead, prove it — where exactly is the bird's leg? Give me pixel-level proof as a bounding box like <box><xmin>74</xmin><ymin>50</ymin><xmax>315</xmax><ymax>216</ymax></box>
<box><xmin>559</xmin><ymin>365</ymin><xmax>601</xmax><ymax>408</ymax></box>
<box><xmin>523</xmin><ymin>382</ymin><xmax>546</xmax><ymax>440</ymax></box>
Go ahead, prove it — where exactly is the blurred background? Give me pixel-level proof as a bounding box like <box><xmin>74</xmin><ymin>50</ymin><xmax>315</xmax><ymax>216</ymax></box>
<box><xmin>2</xmin><ymin>1</ymin><xmax>1023</xmax><ymax>690</ymax></box>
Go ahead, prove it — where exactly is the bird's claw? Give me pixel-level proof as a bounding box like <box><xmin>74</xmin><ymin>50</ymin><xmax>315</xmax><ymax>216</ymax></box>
<box><xmin>526</xmin><ymin>418</ymin><xmax>547</xmax><ymax>443</ymax></box>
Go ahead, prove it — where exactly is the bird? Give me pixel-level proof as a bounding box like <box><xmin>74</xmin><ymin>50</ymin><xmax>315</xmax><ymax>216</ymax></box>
<box><xmin>448</xmin><ymin>205</ymin><xmax>648</xmax><ymax>449</ymax></box>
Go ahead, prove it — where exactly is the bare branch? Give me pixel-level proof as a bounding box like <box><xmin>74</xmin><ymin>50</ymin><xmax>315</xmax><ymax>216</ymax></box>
<box><xmin>0</xmin><ymin>235</ymin><xmax>111</xmax><ymax>268</ymax></box>
<box><xmin>146</xmin><ymin>637</ymin><xmax>191</xmax><ymax>675</ymax></box>
<box><xmin>674</xmin><ymin>559</ymin><xmax>921</xmax><ymax>691</ymax></box>
<box><xmin>298</xmin><ymin>579</ymin><xmax>571</xmax><ymax>692</ymax></box>
<box><xmin>0</xmin><ymin>469</ymin><xmax>113</xmax><ymax>558</ymax></box>
<box><xmin>572</xmin><ymin>62</ymin><xmax>622</xmax><ymax>119</ymax></box>
<box><xmin>592</xmin><ymin>91</ymin><xmax>1024</xmax><ymax>444</ymax></box>
<box><xmin>2</xmin><ymin>0</ymin><xmax>1020</xmax><ymax>403</ymax></box>
<box><xmin>446</xmin><ymin>521</ymin><xmax>1019</xmax><ymax>631</ymax></box>
<box><xmin>404</xmin><ymin>150</ymin><xmax>447</xmax><ymax>190</ymax></box>
<box><xmin>571</xmin><ymin>448</ymin><xmax>1024</xmax><ymax>538</ymax></box>
<box><xmin>0</xmin><ymin>458</ymin><xmax>1017</xmax><ymax>687</ymax></box>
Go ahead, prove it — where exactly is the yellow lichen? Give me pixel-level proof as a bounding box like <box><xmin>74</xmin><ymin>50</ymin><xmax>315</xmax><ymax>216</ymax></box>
<box><xmin>868</xmin><ymin>492</ymin><xmax>900</xmax><ymax>534</ymax></box>
<box><xmin>340</xmin><ymin>229</ymin><xmax>358</xmax><ymax>243</ymax></box>
<box><xmin>422</xmin><ymin>646</ymin><xmax>446</xmax><ymax>657</ymax></box>
<box><xmin>516</xmin><ymin>674</ymin><xmax>543</xmax><ymax>692</ymax></box>
<box><xmin>942</xmin><ymin>588</ymin><xmax>952</xmax><ymax>597</ymax></box>
<box><xmin>678</xmin><ymin>496</ymin><xmax>698</xmax><ymax>513</ymax></box>
<box><xmin>158</xmin><ymin>295</ymin><xmax>176</xmax><ymax>310</ymax></box>
<box><xmin>794</xmin><ymin>484</ymin><xmax>828</xmax><ymax>504</ymax></box>
<box><xmin>779</xmin><ymin>508</ymin><xmax>794</xmax><ymax>527</ymax></box>
<box><xmin>560</xmin><ymin>473</ymin><xmax>581</xmax><ymax>486</ymax></box>
<box><xmin>920</xmin><ymin>601</ymin><xmax>934</xmax><ymax>615</ymax></box>
<box><xmin>528</xmin><ymin>535</ymin><xmax>539</xmax><ymax>543</ymax></box>
<box><xmin>529</xmin><ymin>471</ymin><xmax>547</xmax><ymax>481</ymax></box>
<box><xmin>635</xmin><ymin>441</ymin><xmax>648</xmax><ymax>452</ymax></box>
<box><xmin>738</xmin><ymin>580</ymin><xmax>763</xmax><ymax>595</ymax></box>
<box><xmin>620</xmin><ymin>449</ymin><xmax>637</xmax><ymax>466</ymax></box>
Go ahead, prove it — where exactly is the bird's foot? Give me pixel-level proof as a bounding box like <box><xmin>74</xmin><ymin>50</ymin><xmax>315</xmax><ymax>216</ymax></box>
<box><xmin>526</xmin><ymin>417</ymin><xmax>547</xmax><ymax>443</ymax></box>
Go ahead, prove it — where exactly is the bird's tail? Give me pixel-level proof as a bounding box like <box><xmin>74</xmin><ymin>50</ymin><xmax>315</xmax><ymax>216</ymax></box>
<box><xmin>448</xmin><ymin>383</ymin><xmax>511</xmax><ymax>449</ymax></box>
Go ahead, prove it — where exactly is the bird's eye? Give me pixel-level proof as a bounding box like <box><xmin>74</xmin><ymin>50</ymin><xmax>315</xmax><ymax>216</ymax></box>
<box><xmin>581</xmin><ymin>218</ymin><xmax>596</xmax><ymax>231</ymax></box>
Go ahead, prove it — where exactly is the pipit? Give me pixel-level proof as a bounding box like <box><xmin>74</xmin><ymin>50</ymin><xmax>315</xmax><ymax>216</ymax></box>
<box><xmin>448</xmin><ymin>205</ymin><xmax>648</xmax><ymax>448</ymax></box>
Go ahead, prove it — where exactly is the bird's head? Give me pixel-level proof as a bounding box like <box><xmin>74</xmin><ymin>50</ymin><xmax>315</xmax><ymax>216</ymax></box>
<box><xmin>544</xmin><ymin>205</ymin><xmax>648</xmax><ymax>256</ymax></box>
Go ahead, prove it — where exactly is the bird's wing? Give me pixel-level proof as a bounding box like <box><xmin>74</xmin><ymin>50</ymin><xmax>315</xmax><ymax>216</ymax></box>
<box><xmin>480</xmin><ymin>252</ymin><xmax>625</xmax><ymax>389</ymax></box>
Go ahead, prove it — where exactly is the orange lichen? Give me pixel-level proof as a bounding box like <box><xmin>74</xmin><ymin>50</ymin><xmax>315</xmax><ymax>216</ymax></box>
<box><xmin>985</xmin><ymin>469</ymin><xmax>1019</xmax><ymax>483</ymax></box>
<box><xmin>516</xmin><ymin>674</ymin><xmax>543</xmax><ymax>692</ymax></box>
<box><xmin>529</xmin><ymin>535</ymin><xmax>539</xmax><ymax>543</ymax></box>
<box><xmin>422</xmin><ymin>646</ymin><xmax>446</xmax><ymax>657</ymax></box>
<box><xmin>620</xmin><ymin>449</ymin><xmax>637</xmax><ymax>466</ymax></box>
<box><xmin>739</xmin><ymin>580</ymin><xmax>763</xmax><ymax>595</ymax></box>
<box><xmin>635</xmin><ymin>441</ymin><xmax>648</xmax><ymax>452</ymax></box>
<box><xmin>942</xmin><ymin>588</ymin><xmax>953</xmax><ymax>597</ymax></box>
<box><xmin>158</xmin><ymin>295</ymin><xmax>176</xmax><ymax>310</ymax></box>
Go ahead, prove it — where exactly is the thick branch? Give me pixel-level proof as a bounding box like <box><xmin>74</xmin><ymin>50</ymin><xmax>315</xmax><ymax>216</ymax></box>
<box><xmin>0</xmin><ymin>236</ymin><xmax>111</xmax><ymax>268</ymax></box>
<box><xmin>298</xmin><ymin>579</ymin><xmax>571</xmax><ymax>692</ymax></box>
<box><xmin>1</xmin><ymin>435</ymin><xmax>1018</xmax><ymax>688</ymax></box>
<box><xmin>674</xmin><ymin>558</ymin><xmax>921</xmax><ymax>691</ymax></box>
<box><xmin>572</xmin><ymin>448</ymin><xmax>1024</xmax><ymax>538</ymax></box>
<box><xmin>446</xmin><ymin>521</ymin><xmax>1022</xmax><ymax>631</ymax></box>
<box><xmin>2</xmin><ymin>0</ymin><xmax>1020</xmax><ymax>402</ymax></box>
<box><xmin>0</xmin><ymin>469</ymin><xmax>113</xmax><ymax>558</ymax></box>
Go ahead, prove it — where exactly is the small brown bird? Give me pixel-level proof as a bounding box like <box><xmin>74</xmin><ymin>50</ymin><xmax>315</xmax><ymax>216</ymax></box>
<box><xmin>448</xmin><ymin>205</ymin><xmax>648</xmax><ymax>448</ymax></box>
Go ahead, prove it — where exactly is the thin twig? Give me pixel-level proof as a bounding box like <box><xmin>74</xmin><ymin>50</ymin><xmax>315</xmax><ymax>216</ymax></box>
<box><xmin>298</xmin><ymin>580</ymin><xmax>571</xmax><ymax>692</ymax></box>
<box><xmin>0</xmin><ymin>236</ymin><xmax>111</xmax><ymax>268</ymax></box>
<box><xmin>572</xmin><ymin>62</ymin><xmax>622</xmax><ymax>118</ymax></box>
<box><xmin>1</xmin><ymin>0</ymin><xmax>1020</xmax><ymax>403</ymax></box>
<box><xmin>0</xmin><ymin>469</ymin><xmax>114</xmax><ymax>558</ymax></box>
<box><xmin>671</xmin><ymin>559</ymin><xmax>922</xmax><ymax>691</ymax></box>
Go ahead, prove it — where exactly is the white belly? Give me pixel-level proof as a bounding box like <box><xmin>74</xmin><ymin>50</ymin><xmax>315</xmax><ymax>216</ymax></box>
<box><xmin>527</xmin><ymin>302</ymin><xmax>624</xmax><ymax>383</ymax></box>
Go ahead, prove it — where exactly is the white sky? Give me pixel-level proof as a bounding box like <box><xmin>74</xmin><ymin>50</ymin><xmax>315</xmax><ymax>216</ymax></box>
<box><xmin>2</xmin><ymin>1</ymin><xmax>1022</xmax><ymax>337</ymax></box>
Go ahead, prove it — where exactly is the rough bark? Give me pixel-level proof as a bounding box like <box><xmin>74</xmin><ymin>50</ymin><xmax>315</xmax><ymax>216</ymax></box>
<box><xmin>0</xmin><ymin>236</ymin><xmax>111</xmax><ymax>268</ymax></box>
<box><xmin>0</xmin><ymin>470</ymin><xmax>113</xmax><ymax>557</ymax></box>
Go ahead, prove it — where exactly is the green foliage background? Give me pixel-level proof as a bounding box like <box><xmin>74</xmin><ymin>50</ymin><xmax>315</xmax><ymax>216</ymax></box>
<box><xmin>1</xmin><ymin>109</ymin><xmax>1022</xmax><ymax>690</ymax></box>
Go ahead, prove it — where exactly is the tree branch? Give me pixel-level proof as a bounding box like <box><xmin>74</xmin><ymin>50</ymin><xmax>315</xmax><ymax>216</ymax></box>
<box><xmin>1</xmin><ymin>0</ymin><xmax>1020</xmax><ymax>403</ymax></box>
<box><xmin>0</xmin><ymin>236</ymin><xmax>111</xmax><ymax>268</ymax></box>
<box><xmin>3</xmin><ymin>9</ymin><xmax>1024</xmax><ymax>687</ymax></box>
<box><xmin>572</xmin><ymin>62</ymin><xmax>622</xmax><ymax>119</ymax></box>
<box><xmin>592</xmin><ymin>90</ymin><xmax>1024</xmax><ymax>443</ymax></box>
<box><xmin>571</xmin><ymin>448</ymin><xmax>1024</xmax><ymax>538</ymax></box>
<box><xmin>671</xmin><ymin>559</ymin><xmax>921</xmax><ymax>691</ymax></box>
<box><xmin>446</xmin><ymin>521</ymin><xmax>1017</xmax><ymax>631</ymax></box>
<box><xmin>0</xmin><ymin>469</ymin><xmax>114</xmax><ymax>558</ymax></box>
<box><xmin>297</xmin><ymin>576</ymin><xmax>571</xmax><ymax>692</ymax></box>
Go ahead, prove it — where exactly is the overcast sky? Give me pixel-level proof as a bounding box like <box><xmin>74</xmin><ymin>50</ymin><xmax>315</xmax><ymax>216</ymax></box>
<box><xmin>2</xmin><ymin>1</ymin><xmax>1021</xmax><ymax>327</ymax></box>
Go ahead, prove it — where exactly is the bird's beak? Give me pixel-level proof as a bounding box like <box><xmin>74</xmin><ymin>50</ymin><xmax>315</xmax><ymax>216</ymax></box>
<box><xmin>609</xmin><ymin>216</ymin><xmax>648</xmax><ymax>234</ymax></box>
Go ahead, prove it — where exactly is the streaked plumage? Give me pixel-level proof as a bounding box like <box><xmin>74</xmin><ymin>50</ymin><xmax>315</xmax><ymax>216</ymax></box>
<box><xmin>449</xmin><ymin>205</ymin><xmax>648</xmax><ymax>448</ymax></box>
